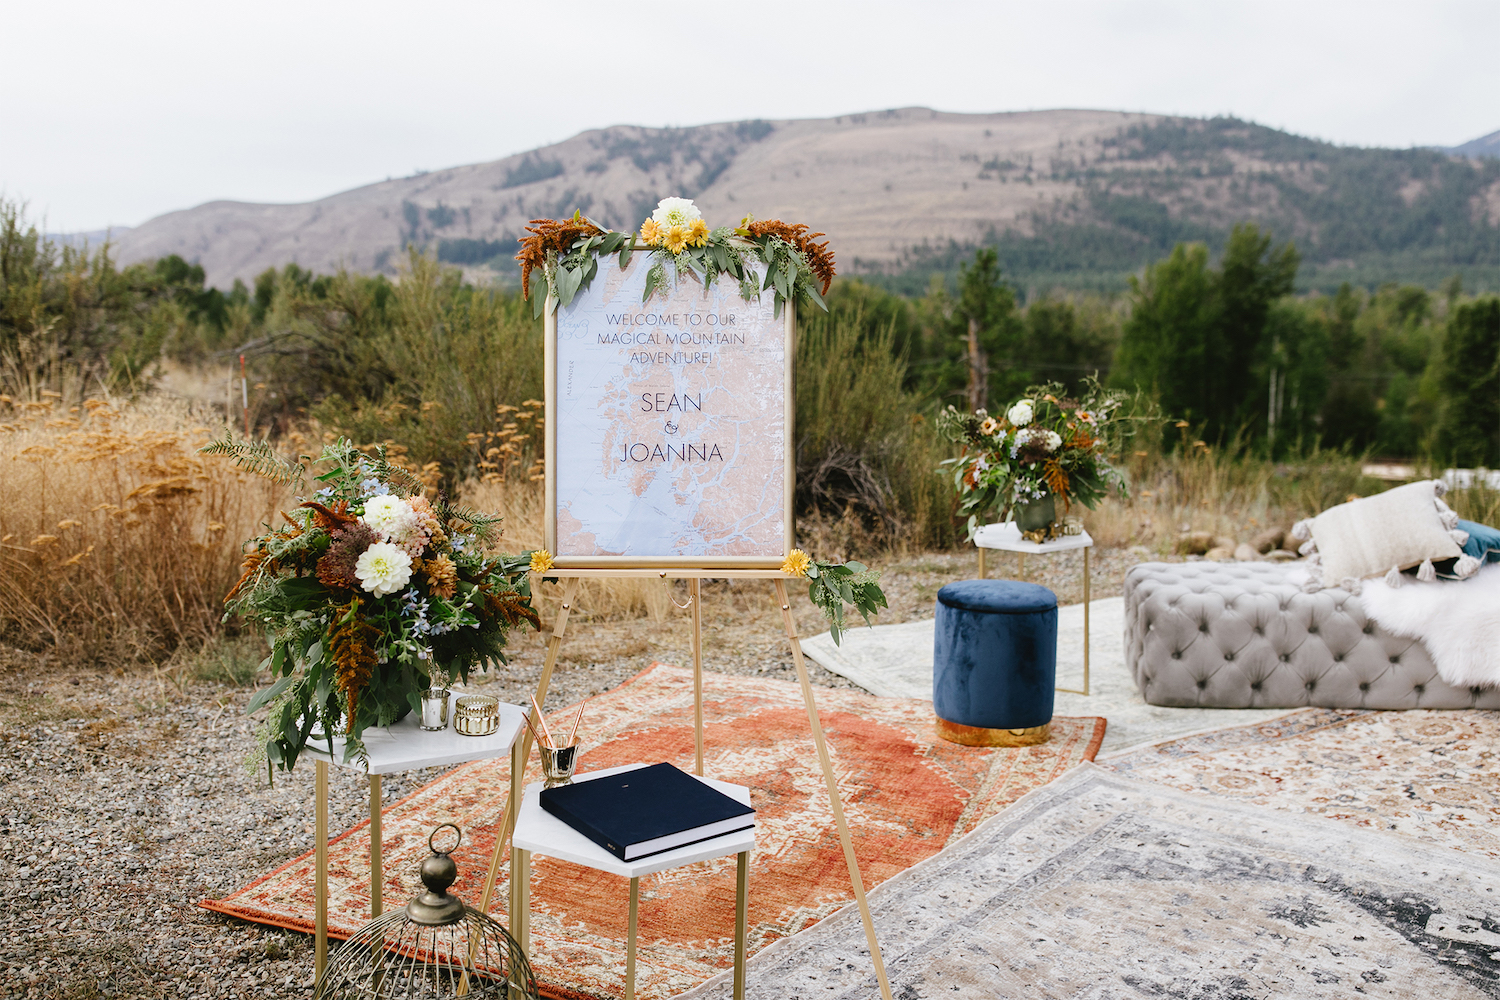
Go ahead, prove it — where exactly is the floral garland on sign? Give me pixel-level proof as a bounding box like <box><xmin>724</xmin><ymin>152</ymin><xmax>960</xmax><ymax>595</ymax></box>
<box><xmin>202</xmin><ymin>436</ymin><xmax>543</xmax><ymax>773</ymax></box>
<box><xmin>515</xmin><ymin>197</ymin><xmax>835</xmax><ymax>319</ymax></box>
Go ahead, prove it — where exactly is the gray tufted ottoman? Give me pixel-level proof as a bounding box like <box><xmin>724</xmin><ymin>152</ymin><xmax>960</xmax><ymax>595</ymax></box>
<box><xmin>1124</xmin><ymin>561</ymin><xmax>1500</xmax><ymax>710</ymax></box>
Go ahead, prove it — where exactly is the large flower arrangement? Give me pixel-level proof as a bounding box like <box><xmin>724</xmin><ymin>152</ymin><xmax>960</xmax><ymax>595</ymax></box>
<box><xmin>938</xmin><ymin>379</ymin><xmax>1128</xmax><ymax>539</ymax></box>
<box><xmin>202</xmin><ymin>436</ymin><xmax>541</xmax><ymax>772</ymax></box>
<box><xmin>515</xmin><ymin>198</ymin><xmax>835</xmax><ymax>319</ymax></box>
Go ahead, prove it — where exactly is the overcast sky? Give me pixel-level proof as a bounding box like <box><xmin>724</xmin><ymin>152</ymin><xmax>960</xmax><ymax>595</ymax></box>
<box><xmin>5</xmin><ymin>0</ymin><xmax>1497</xmax><ymax>233</ymax></box>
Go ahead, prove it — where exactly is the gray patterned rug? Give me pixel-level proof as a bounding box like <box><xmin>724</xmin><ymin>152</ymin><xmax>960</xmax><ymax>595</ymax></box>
<box><xmin>679</xmin><ymin>764</ymin><xmax>1500</xmax><ymax>999</ymax></box>
<box><xmin>801</xmin><ymin>599</ymin><xmax>1299</xmax><ymax>755</ymax></box>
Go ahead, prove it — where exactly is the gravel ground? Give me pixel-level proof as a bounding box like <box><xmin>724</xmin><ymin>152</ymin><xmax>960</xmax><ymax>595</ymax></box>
<box><xmin>0</xmin><ymin>546</ymin><xmax>1150</xmax><ymax>999</ymax></box>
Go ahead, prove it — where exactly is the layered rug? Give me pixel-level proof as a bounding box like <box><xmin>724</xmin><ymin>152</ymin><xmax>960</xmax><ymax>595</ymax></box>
<box><xmin>1104</xmin><ymin>706</ymin><xmax>1500</xmax><ymax>859</ymax></box>
<box><xmin>204</xmin><ymin>663</ymin><xmax>1105</xmax><ymax>1000</ymax></box>
<box><xmin>680</xmin><ymin>763</ymin><xmax>1500</xmax><ymax>999</ymax></box>
<box><xmin>802</xmin><ymin>598</ymin><xmax>1301</xmax><ymax>754</ymax></box>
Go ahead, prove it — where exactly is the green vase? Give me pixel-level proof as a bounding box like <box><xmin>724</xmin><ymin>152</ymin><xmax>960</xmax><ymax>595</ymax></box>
<box><xmin>1013</xmin><ymin>494</ymin><xmax>1056</xmax><ymax>533</ymax></box>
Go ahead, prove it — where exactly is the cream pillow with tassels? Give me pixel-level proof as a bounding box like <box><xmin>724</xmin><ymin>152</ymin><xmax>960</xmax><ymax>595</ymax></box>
<box><xmin>1290</xmin><ymin>480</ymin><xmax>1477</xmax><ymax>593</ymax></box>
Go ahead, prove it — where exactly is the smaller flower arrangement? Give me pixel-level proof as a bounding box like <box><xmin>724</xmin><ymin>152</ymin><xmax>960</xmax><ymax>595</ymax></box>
<box><xmin>938</xmin><ymin>379</ymin><xmax>1128</xmax><ymax>540</ymax></box>
<box><xmin>202</xmin><ymin>435</ymin><xmax>543</xmax><ymax>773</ymax></box>
<box><xmin>781</xmin><ymin>548</ymin><xmax>887</xmax><ymax>645</ymax></box>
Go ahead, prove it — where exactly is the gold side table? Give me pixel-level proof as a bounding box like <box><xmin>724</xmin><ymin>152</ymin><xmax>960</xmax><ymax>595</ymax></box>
<box><xmin>974</xmin><ymin>521</ymin><xmax>1094</xmax><ymax>696</ymax></box>
<box><xmin>511</xmin><ymin>762</ymin><xmax>754</xmax><ymax>1000</ymax></box>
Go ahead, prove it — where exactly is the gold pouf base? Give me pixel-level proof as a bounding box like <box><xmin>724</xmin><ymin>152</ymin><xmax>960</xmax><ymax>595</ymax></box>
<box><xmin>935</xmin><ymin>717</ymin><xmax>1051</xmax><ymax>747</ymax></box>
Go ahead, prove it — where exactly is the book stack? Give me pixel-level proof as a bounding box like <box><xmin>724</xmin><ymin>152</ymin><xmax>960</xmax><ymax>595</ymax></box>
<box><xmin>539</xmin><ymin>762</ymin><xmax>756</xmax><ymax>861</ymax></box>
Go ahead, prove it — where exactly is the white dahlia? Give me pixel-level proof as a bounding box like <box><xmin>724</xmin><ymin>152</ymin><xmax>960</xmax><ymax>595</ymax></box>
<box><xmin>651</xmin><ymin>197</ymin><xmax>702</xmax><ymax>229</ymax></box>
<box><xmin>355</xmin><ymin>542</ymin><xmax>413</xmax><ymax>598</ymax></box>
<box><xmin>362</xmin><ymin>495</ymin><xmax>416</xmax><ymax>537</ymax></box>
<box><xmin>1041</xmin><ymin>430</ymin><xmax>1063</xmax><ymax>452</ymax></box>
<box><xmin>1006</xmin><ymin>401</ymin><xmax>1034</xmax><ymax>427</ymax></box>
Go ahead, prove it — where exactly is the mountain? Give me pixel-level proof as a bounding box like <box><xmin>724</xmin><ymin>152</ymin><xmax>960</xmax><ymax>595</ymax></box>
<box><xmin>1448</xmin><ymin>128</ymin><xmax>1500</xmax><ymax>160</ymax></box>
<box><xmin>110</xmin><ymin>108</ymin><xmax>1500</xmax><ymax>294</ymax></box>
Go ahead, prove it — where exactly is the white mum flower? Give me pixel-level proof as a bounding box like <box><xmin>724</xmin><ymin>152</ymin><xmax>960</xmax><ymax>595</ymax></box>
<box><xmin>1042</xmin><ymin>430</ymin><xmax>1063</xmax><ymax>452</ymax></box>
<box><xmin>651</xmin><ymin>197</ymin><xmax>702</xmax><ymax>229</ymax></box>
<box><xmin>355</xmin><ymin>542</ymin><xmax>412</xmax><ymax>597</ymax></box>
<box><xmin>1007</xmin><ymin>401</ymin><xmax>1034</xmax><ymax>427</ymax></box>
<box><xmin>362</xmin><ymin>495</ymin><xmax>416</xmax><ymax>538</ymax></box>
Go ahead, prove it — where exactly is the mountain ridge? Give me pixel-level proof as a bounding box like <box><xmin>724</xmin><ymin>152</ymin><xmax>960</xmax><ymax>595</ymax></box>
<box><xmin>107</xmin><ymin>108</ymin><xmax>1500</xmax><ymax>292</ymax></box>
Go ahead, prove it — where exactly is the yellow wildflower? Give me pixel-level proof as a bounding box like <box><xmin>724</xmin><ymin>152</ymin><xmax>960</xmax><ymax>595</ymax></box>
<box><xmin>781</xmin><ymin>549</ymin><xmax>812</xmax><ymax>578</ymax></box>
<box><xmin>640</xmin><ymin>218</ymin><xmax>663</xmax><ymax>245</ymax></box>
<box><xmin>529</xmin><ymin>549</ymin><xmax>554</xmax><ymax>574</ymax></box>
<box><xmin>664</xmin><ymin>224</ymin><xmax>689</xmax><ymax>254</ymax></box>
<box><xmin>687</xmin><ymin>218</ymin><xmax>709</xmax><ymax>247</ymax></box>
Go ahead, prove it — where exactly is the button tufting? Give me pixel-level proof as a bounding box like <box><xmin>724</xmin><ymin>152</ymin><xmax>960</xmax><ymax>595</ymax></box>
<box><xmin>1279</xmin><ymin>654</ymin><xmax>1290</xmax><ymax>662</ymax></box>
<box><xmin>1306</xmin><ymin>681</ymin><xmax>1316</xmax><ymax>691</ymax></box>
<box><xmin>1196</xmin><ymin>679</ymin><xmax>1207</xmax><ymax>689</ymax></box>
<box><xmin>1359</xmin><ymin>683</ymin><xmax>1370</xmax><ymax>691</ymax></box>
<box><xmin>1389</xmin><ymin>656</ymin><xmax>1400</xmax><ymax>664</ymax></box>
<box><xmin>1251</xmin><ymin>682</ymin><xmax>1261</xmax><ymax>691</ymax></box>
<box><xmin>1363</xmin><ymin>625</ymin><xmax>1374</xmax><ymax>634</ymax></box>
<box><xmin>1307</xmin><ymin>625</ymin><xmax>1318</xmax><ymax>633</ymax></box>
<box><xmin>1413</xmin><ymin>684</ymin><xmax>1424</xmax><ymax>694</ymax></box>
<box><xmin>1224</xmin><ymin>652</ymin><xmax>1235</xmax><ymax>661</ymax></box>
<box><xmin>1334</xmin><ymin>654</ymin><xmax>1343</xmax><ymax>662</ymax></box>
<box><xmin>1171</xmin><ymin>651</ymin><xmax>1181</xmax><ymax>659</ymax></box>
<box><xmin>1199</xmin><ymin>623</ymin><xmax>1209</xmax><ymax>632</ymax></box>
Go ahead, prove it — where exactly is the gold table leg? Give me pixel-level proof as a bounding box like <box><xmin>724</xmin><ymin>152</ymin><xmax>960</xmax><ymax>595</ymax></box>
<box><xmin>626</xmin><ymin>876</ymin><xmax>639</xmax><ymax>1000</ymax></box>
<box><xmin>977</xmin><ymin>546</ymin><xmax>986</xmax><ymax>579</ymax></box>
<box><xmin>734</xmin><ymin>851</ymin><xmax>748</xmax><ymax>1000</ymax></box>
<box><xmin>368</xmin><ymin>774</ymin><xmax>382</xmax><ymax>917</ymax></box>
<box><xmin>315</xmin><ymin>759</ymin><xmax>329</xmax><ymax>982</ymax></box>
<box><xmin>1055</xmin><ymin>544</ymin><xmax>1093</xmax><ymax>696</ymax></box>
<box><xmin>690</xmin><ymin>577</ymin><xmax>704</xmax><ymax>777</ymax></box>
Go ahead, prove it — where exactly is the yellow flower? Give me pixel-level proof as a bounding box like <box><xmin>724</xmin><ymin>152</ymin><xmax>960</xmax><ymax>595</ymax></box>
<box><xmin>664</xmin><ymin>224</ymin><xmax>689</xmax><ymax>254</ymax></box>
<box><xmin>687</xmin><ymin>218</ymin><xmax>709</xmax><ymax>247</ymax></box>
<box><xmin>781</xmin><ymin>549</ymin><xmax>811</xmax><ymax>578</ymax></box>
<box><xmin>529</xmin><ymin>549</ymin><xmax>554</xmax><ymax>574</ymax></box>
<box><xmin>640</xmin><ymin>219</ymin><xmax>663</xmax><ymax>245</ymax></box>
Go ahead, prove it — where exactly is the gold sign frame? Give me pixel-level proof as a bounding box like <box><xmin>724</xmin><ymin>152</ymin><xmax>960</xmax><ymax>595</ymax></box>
<box><xmin>542</xmin><ymin>265</ymin><xmax>796</xmax><ymax>569</ymax></box>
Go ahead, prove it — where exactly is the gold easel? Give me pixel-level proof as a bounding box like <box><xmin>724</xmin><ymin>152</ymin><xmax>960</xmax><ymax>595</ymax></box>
<box><xmin>475</xmin><ymin>567</ymin><xmax>895</xmax><ymax>1000</ymax></box>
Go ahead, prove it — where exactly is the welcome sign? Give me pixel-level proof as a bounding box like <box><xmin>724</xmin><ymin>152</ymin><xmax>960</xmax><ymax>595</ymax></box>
<box><xmin>544</xmin><ymin>255</ymin><xmax>794</xmax><ymax>566</ymax></box>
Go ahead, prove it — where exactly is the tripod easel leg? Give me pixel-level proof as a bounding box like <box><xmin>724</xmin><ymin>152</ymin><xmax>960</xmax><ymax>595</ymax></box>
<box><xmin>477</xmin><ymin>576</ymin><xmax>581</xmax><ymax>917</ymax></box>
<box><xmin>773</xmin><ymin>580</ymin><xmax>894</xmax><ymax>1000</ymax></box>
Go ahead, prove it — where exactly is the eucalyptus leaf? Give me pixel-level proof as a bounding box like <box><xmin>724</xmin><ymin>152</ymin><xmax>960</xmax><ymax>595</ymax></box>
<box><xmin>246</xmin><ymin>675</ymin><xmax>294</xmax><ymax>715</ymax></box>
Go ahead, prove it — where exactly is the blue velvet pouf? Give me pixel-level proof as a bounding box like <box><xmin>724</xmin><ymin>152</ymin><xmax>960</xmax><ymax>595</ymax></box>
<box><xmin>933</xmin><ymin>579</ymin><xmax>1058</xmax><ymax>746</ymax></box>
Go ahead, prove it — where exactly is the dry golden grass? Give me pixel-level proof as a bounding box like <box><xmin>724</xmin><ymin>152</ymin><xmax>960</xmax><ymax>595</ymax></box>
<box><xmin>459</xmin><ymin>477</ymin><xmax>678</xmax><ymax>624</ymax></box>
<box><xmin>0</xmin><ymin>394</ymin><xmax>284</xmax><ymax>663</ymax></box>
<box><xmin>1079</xmin><ymin>442</ymin><xmax>1366</xmax><ymax>552</ymax></box>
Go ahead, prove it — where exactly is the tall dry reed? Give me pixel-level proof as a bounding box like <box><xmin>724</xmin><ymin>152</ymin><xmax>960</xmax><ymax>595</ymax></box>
<box><xmin>0</xmin><ymin>395</ymin><xmax>284</xmax><ymax>662</ymax></box>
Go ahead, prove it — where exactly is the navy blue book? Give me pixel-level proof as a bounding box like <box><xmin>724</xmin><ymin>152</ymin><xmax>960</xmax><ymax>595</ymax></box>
<box><xmin>539</xmin><ymin>762</ymin><xmax>755</xmax><ymax>861</ymax></box>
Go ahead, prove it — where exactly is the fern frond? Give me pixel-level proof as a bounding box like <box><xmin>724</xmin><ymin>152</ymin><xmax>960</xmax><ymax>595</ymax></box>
<box><xmin>362</xmin><ymin>444</ymin><xmax>426</xmax><ymax>496</ymax></box>
<box><xmin>441</xmin><ymin>502</ymin><xmax>504</xmax><ymax>545</ymax></box>
<box><xmin>200</xmin><ymin>432</ymin><xmax>307</xmax><ymax>487</ymax></box>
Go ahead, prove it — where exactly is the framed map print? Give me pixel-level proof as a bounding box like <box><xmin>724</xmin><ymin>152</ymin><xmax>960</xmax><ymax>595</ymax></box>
<box><xmin>543</xmin><ymin>255</ymin><xmax>794</xmax><ymax>567</ymax></box>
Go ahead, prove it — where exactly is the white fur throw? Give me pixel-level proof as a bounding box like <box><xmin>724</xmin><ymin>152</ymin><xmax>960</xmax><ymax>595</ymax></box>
<box><xmin>1360</xmin><ymin>561</ymin><xmax>1500</xmax><ymax>689</ymax></box>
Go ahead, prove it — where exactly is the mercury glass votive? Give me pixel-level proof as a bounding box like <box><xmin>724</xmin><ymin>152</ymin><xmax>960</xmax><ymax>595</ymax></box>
<box><xmin>540</xmin><ymin>744</ymin><xmax>579</xmax><ymax>788</ymax></box>
<box><xmin>419</xmin><ymin>688</ymin><xmax>450</xmax><ymax>731</ymax></box>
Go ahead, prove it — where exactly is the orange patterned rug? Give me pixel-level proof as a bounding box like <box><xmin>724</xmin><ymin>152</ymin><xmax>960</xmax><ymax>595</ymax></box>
<box><xmin>204</xmin><ymin>663</ymin><xmax>1105</xmax><ymax>1000</ymax></box>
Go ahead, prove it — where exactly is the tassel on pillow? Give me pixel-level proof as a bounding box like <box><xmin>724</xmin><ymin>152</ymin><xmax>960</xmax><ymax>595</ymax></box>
<box><xmin>1299</xmin><ymin>539</ymin><xmax>1318</xmax><ymax>556</ymax></box>
<box><xmin>1416</xmin><ymin>558</ymin><xmax>1437</xmax><ymax>583</ymax></box>
<box><xmin>1340</xmin><ymin>577</ymin><xmax>1363</xmax><ymax>595</ymax></box>
<box><xmin>1384</xmin><ymin>565</ymin><xmax>1404</xmax><ymax>588</ymax></box>
<box><xmin>1454</xmin><ymin>554</ymin><xmax>1482</xmax><ymax>579</ymax></box>
<box><xmin>1433</xmin><ymin>478</ymin><xmax>1449</xmax><ymax>497</ymax></box>
<box><xmin>1301</xmin><ymin>575</ymin><xmax>1323</xmax><ymax>594</ymax></box>
<box><xmin>1450</xmin><ymin>528</ymin><xmax>1471</xmax><ymax>547</ymax></box>
<box><xmin>1291</xmin><ymin>519</ymin><xmax>1313</xmax><ymax>542</ymax></box>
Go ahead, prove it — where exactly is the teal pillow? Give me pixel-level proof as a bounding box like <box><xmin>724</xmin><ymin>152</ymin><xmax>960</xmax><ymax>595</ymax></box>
<box><xmin>1458</xmin><ymin>519</ymin><xmax>1500</xmax><ymax>564</ymax></box>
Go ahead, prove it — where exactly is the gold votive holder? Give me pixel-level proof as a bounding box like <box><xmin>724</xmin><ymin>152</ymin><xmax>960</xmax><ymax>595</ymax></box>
<box><xmin>540</xmin><ymin>744</ymin><xmax>579</xmax><ymax>788</ymax></box>
<box><xmin>453</xmin><ymin>694</ymin><xmax>500</xmax><ymax>737</ymax></box>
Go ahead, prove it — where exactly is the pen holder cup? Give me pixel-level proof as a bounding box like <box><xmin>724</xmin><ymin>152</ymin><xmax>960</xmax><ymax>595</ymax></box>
<box><xmin>540</xmin><ymin>744</ymin><xmax>579</xmax><ymax>788</ymax></box>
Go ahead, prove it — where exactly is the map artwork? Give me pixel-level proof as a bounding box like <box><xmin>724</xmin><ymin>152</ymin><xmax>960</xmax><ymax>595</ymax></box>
<box><xmin>550</xmin><ymin>256</ymin><xmax>790</xmax><ymax>563</ymax></box>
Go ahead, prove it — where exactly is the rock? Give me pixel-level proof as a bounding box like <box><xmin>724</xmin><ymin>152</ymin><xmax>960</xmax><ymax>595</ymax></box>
<box><xmin>1250</xmin><ymin>527</ymin><xmax>1286</xmax><ymax>554</ymax></box>
<box><xmin>1265</xmin><ymin>548</ymin><xmax>1300</xmax><ymax>562</ymax></box>
<box><xmin>1234</xmin><ymin>543</ymin><xmax>1261</xmax><ymax>562</ymax></box>
<box><xmin>1175</xmin><ymin>531</ymin><xmax>1214</xmax><ymax>555</ymax></box>
<box><xmin>1205</xmin><ymin>546</ymin><xmax>1235</xmax><ymax>562</ymax></box>
<box><xmin>1213</xmin><ymin>536</ymin><xmax>1237</xmax><ymax>553</ymax></box>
